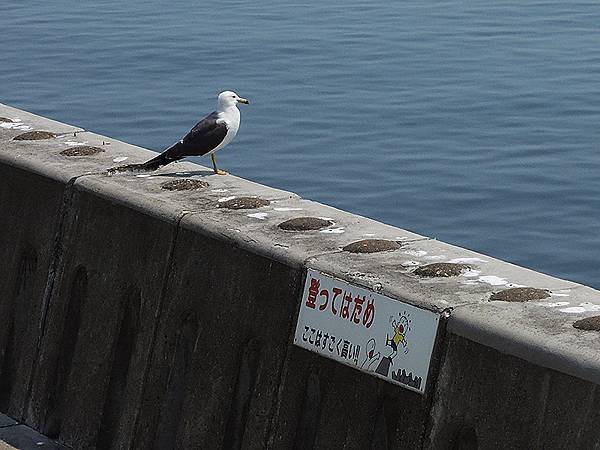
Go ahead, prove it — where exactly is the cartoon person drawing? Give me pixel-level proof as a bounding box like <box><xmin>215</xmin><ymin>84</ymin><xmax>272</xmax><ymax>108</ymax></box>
<box><xmin>387</xmin><ymin>315</ymin><xmax>410</xmax><ymax>355</ymax></box>
<box><xmin>360</xmin><ymin>338</ymin><xmax>381</xmax><ymax>371</ymax></box>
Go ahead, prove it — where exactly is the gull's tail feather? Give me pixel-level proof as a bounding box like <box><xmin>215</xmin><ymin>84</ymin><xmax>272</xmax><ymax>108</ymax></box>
<box><xmin>107</xmin><ymin>142</ymin><xmax>184</xmax><ymax>173</ymax></box>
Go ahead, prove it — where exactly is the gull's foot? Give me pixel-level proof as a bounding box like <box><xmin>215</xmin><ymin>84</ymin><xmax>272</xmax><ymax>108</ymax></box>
<box><xmin>215</xmin><ymin>169</ymin><xmax>228</xmax><ymax>175</ymax></box>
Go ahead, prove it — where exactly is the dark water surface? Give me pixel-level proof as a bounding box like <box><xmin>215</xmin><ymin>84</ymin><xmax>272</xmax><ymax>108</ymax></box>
<box><xmin>2</xmin><ymin>1</ymin><xmax>600</xmax><ymax>287</ymax></box>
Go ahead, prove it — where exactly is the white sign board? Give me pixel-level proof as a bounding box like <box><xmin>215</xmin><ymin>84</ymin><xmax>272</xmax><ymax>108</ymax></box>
<box><xmin>294</xmin><ymin>269</ymin><xmax>439</xmax><ymax>394</ymax></box>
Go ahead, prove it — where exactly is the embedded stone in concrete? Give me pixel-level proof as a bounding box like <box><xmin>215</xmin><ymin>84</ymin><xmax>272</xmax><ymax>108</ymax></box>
<box><xmin>278</xmin><ymin>217</ymin><xmax>333</xmax><ymax>231</ymax></box>
<box><xmin>342</xmin><ymin>239</ymin><xmax>401</xmax><ymax>253</ymax></box>
<box><xmin>573</xmin><ymin>316</ymin><xmax>600</xmax><ymax>331</ymax></box>
<box><xmin>218</xmin><ymin>196</ymin><xmax>270</xmax><ymax>210</ymax></box>
<box><xmin>60</xmin><ymin>146</ymin><xmax>104</xmax><ymax>157</ymax></box>
<box><xmin>106</xmin><ymin>164</ymin><xmax>142</xmax><ymax>174</ymax></box>
<box><xmin>13</xmin><ymin>131</ymin><xmax>57</xmax><ymax>140</ymax></box>
<box><xmin>0</xmin><ymin>117</ymin><xmax>13</xmax><ymax>123</ymax></box>
<box><xmin>414</xmin><ymin>263</ymin><xmax>470</xmax><ymax>278</ymax></box>
<box><xmin>489</xmin><ymin>287</ymin><xmax>550</xmax><ymax>302</ymax></box>
<box><xmin>160</xmin><ymin>179</ymin><xmax>209</xmax><ymax>191</ymax></box>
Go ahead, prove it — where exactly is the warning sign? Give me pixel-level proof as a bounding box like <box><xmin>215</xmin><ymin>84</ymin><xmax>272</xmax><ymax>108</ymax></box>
<box><xmin>294</xmin><ymin>269</ymin><xmax>439</xmax><ymax>394</ymax></box>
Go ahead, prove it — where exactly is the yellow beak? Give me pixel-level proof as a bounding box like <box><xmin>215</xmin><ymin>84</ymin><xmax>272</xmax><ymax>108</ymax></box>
<box><xmin>237</xmin><ymin>97</ymin><xmax>249</xmax><ymax>104</ymax></box>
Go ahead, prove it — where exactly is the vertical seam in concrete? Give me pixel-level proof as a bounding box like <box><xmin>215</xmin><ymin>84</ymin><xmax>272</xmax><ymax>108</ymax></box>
<box><xmin>419</xmin><ymin>309</ymin><xmax>452</xmax><ymax>449</ymax></box>
<box><xmin>23</xmin><ymin>175</ymin><xmax>80</xmax><ymax>418</ymax></box>
<box><xmin>265</xmin><ymin>268</ymin><xmax>308</xmax><ymax>449</ymax></box>
<box><xmin>130</xmin><ymin>210</ymin><xmax>189</xmax><ymax>446</ymax></box>
<box><xmin>36</xmin><ymin>176</ymin><xmax>77</xmax><ymax>337</ymax></box>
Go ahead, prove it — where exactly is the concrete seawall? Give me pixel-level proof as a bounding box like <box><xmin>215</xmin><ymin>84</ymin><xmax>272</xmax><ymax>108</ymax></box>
<box><xmin>1</xmin><ymin>104</ymin><xmax>600</xmax><ymax>449</ymax></box>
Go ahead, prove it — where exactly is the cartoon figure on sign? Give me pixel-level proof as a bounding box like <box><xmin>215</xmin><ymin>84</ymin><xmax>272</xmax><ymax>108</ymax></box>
<box><xmin>387</xmin><ymin>314</ymin><xmax>410</xmax><ymax>356</ymax></box>
<box><xmin>374</xmin><ymin>313</ymin><xmax>411</xmax><ymax>377</ymax></box>
<box><xmin>360</xmin><ymin>338</ymin><xmax>381</xmax><ymax>370</ymax></box>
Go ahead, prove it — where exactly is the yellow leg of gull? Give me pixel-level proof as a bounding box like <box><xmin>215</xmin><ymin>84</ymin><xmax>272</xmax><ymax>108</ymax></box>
<box><xmin>211</xmin><ymin>153</ymin><xmax>228</xmax><ymax>175</ymax></box>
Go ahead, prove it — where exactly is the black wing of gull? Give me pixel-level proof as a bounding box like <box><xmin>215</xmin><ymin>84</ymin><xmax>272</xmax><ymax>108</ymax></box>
<box><xmin>113</xmin><ymin>112</ymin><xmax>228</xmax><ymax>172</ymax></box>
<box><xmin>170</xmin><ymin>111</ymin><xmax>228</xmax><ymax>158</ymax></box>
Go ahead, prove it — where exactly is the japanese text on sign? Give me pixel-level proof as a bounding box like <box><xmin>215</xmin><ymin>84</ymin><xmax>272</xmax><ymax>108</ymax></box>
<box><xmin>304</xmin><ymin>277</ymin><xmax>375</xmax><ymax>328</ymax></box>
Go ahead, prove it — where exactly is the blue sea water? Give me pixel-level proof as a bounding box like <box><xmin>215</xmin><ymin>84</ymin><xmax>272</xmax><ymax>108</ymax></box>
<box><xmin>2</xmin><ymin>1</ymin><xmax>600</xmax><ymax>287</ymax></box>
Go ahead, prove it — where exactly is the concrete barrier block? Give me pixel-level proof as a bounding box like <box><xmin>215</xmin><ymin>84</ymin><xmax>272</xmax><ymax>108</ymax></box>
<box><xmin>0</xmin><ymin>127</ymin><xmax>177</xmax><ymax>424</ymax></box>
<box><xmin>427</xmin><ymin>333</ymin><xmax>600</xmax><ymax>449</ymax></box>
<box><xmin>26</xmin><ymin>184</ymin><xmax>178</xmax><ymax>449</ymax></box>
<box><xmin>132</xmin><ymin>222</ymin><xmax>303</xmax><ymax>449</ymax></box>
<box><xmin>0</xmin><ymin>163</ymin><xmax>65</xmax><ymax>420</ymax></box>
<box><xmin>430</xmin><ymin>287</ymin><xmax>600</xmax><ymax>447</ymax></box>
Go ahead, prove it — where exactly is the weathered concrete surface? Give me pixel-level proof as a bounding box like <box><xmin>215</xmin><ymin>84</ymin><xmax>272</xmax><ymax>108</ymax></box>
<box><xmin>64</xmin><ymin>168</ymin><xmax>447</xmax><ymax>449</ymax></box>
<box><xmin>26</xmin><ymin>187</ymin><xmax>179</xmax><ymax>449</ymax></box>
<box><xmin>0</xmin><ymin>163</ymin><xmax>64</xmax><ymax>421</ymax></box>
<box><xmin>267</xmin><ymin>334</ymin><xmax>448</xmax><ymax>449</ymax></box>
<box><xmin>3</xmin><ymin>102</ymin><xmax>600</xmax><ymax>449</ymax></box>
<box><xmin>0</xmin><ymin>109</ymin><xmax>86</xmax><ymax>421</ymax></box>
<box><xmin>0</xmin><ymin>108</ymin><xmax>160</xmax><ymax>425</ymax></box>
<box><xmin>447</xmin><ymin>286</ymin><xmax>600</xmax><ymax>388</ymax></box>
<box><xmin>308</xmin><ymin>236</ymin><xmax>582</xmax><ymax>313</ymax></box>
<box><xmin>131</xmin><ymin>228</ymin><xmax>302</xmax><ymax>449</ymax></box>
<box><xmin>0</xmin><ymin>104</ymin><xmax>82</xmax><ymax>138</ymax></box>
<box><xmin>427</xmin><ymin>334</ymin><xmax>600</xmax><ymax>449</ymax></box>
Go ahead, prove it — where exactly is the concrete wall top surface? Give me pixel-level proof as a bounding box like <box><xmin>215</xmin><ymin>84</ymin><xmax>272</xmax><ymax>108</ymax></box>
<box><xmin>2</xmin><ymin>102</ymin><xmax>600</xmax><ymax>387</ymax></box>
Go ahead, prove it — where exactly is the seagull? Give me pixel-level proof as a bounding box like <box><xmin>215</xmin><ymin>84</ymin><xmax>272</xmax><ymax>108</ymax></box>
<box><xmin>116</xmin><ymin>90</ymin><xmax>249</xmax><ymax>175</ymax></box>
